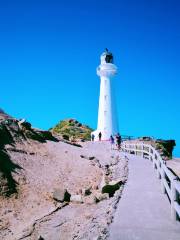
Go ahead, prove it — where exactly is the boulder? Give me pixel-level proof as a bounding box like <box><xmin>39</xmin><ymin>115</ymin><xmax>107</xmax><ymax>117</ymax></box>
<box><xmin>19</xmin><ymin>119</ymin><xmax>31</xmax><ymax>130</ymax></box>
<box><xmin>94</xmin><ymin>192</ymin><xmax>109</xmax><ymax>202</ymax></box>
<box><xmin>53</xmin><ymin>188</ymin><xmax>71</xmax><ymax>202</ymax></box>
<box><xmin>80</xmin><ymin>155</ymin><xmax>88</xmax><ymax>159</ymax></box>
<box><xmin>70</xmin><ymin>194</ymin><xmax>83</xmax><ymax>203</ymax></box>
<box><xmin>62</xmin><ymin>134</ymin><xmax>69</xmax><ymax>141</ymax></box>
<box><xmin>102</xmin><ymin>180</ymin><xmax>123</xmax><ymax>197</ymax></box>
<box><xmin>38</xmin><ymin>236</ymin><xmax>45</xmax><ymax>240</ymax></box>
<box><xmin>82</xmin><ymin>187</ymin><xmax>92</xmax><ymax>196</ymax></box>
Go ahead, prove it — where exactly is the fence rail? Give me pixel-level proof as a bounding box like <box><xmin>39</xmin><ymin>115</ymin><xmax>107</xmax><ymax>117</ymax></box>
<box><xmin>121</xmin><ymin>141</ymin><xmax>180</xmax><ymax>221</ymax></box>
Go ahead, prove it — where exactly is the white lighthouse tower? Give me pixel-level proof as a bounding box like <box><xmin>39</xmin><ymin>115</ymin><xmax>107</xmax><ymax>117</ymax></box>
<box><xmin>92</xmin><ymin>49</ymin><xmax>119</xmax><ymax>141</ymax></box>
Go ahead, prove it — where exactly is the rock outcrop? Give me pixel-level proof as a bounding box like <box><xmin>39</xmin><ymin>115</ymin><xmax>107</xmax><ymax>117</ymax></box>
<box><xmin>50</xmin><ymin>118</ymin><xmax>93</xmax><ymax>141</ymax></box>
<box><xmin>102</xmin><ymin>180</ymin><xmax>123</xmax><ymax>197</ymax></box>
<box><xmin>138</xmin><ymin>137</ymin><xmax>176</xmax><ymax>159</ymax></box>
<box><xmin>53</xmin><ymin>188</ymin><xmax>71</xmax><ymax>202</ymax></box>
<box><xmin>154</xmin><ymin>139</ymin><xmax>175</xmax><ymax>159</ymax></box>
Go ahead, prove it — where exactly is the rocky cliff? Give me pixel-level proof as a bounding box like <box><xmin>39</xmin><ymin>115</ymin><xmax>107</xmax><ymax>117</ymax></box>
<box><xmin>138</xmin><ymin>136</ymin><xmax>176</xmax><ymax>159</ymax></box>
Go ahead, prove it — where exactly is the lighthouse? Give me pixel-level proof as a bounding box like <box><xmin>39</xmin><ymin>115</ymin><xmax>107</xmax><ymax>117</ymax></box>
<box><xmin>92</xmin><ymin>49</ymin><xmax>119</xmax><ymax>141</ymax></box>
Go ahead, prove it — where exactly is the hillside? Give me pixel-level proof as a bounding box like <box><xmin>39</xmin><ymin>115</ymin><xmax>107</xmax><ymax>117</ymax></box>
<box><xmin>1</xmin><ymin>110</ymin><xmax>178</xmax><ymax>239</ymax></box>
<box><xmin>50</xmin><ymin>118</ymin><xmax>93</xmax><ymax>141</ymax></box>
<box><xmin>0</xmin><ymin>111</ymin><xmax>128</xmax><ymax>240</ymax></box>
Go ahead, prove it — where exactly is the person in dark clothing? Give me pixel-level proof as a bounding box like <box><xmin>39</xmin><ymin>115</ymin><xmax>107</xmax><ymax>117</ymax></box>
<box><xmin>98</xmin><ymin>132</ymin><xmax>102</xmax><ymax>141</ymax></box>
<box><xmin>110</xmin><ymin>135</ymin><xmax>115</xmax><ymax>149</ymax></box>
<box><xmin>116</xmin><ymin>133</ymin><xmax>122</xmax><ymax>151</ymax></box>
<box><xmin>91</xmin><ymin>134</ymin><xmax>95</xmax><ymax>142</ymax></box>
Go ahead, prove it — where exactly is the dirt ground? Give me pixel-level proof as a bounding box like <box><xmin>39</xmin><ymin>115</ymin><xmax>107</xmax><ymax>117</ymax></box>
<box><xmin>0</xmin><ymin>140</ymin><xmax>128</xmax><ymax>240</ymax></box>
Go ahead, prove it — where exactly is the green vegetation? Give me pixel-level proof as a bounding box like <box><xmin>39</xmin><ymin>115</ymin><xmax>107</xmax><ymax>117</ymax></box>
<box><xmin>154</xmin><ymin>140</ymin><xmax>176</xmax><ymax>159</ymax></box>
<box><xmin>138</xmin><ymin>137</ymin><xmax>176</xmax><ymax>159</ymax></box>
<box><xmin>50</xmin><ymin>119</ymin><xmax>93</xmax><ymax>141</ymax></box>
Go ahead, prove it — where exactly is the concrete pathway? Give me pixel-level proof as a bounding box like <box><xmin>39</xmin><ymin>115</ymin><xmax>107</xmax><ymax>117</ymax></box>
<box><xmin>109</xmin><ymin>153</ymin><xmax>180</xmax><ymax>240</ymax></box>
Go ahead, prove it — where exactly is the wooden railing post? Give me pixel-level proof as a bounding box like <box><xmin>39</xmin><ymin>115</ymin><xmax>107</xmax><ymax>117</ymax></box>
<box><xmin>156</xmin><ymin>160</ymin><xmax>161</xmax><ymax>179</ymax></box>
<box><xmin>152</xmin><ymin>157</ymin><xmax>156</xmax><ymax>169</ymax></box>
<box><xmin>135</xmin><ymin>145</ymin><xmax>138</xmax><ymax>155</ymax></box>
<box><xmin>142</xmin><ymin>145</ymin><xmax>144</xmax><ymax>158</ymax></box>
<box><xmin>148</xmin><ymin>147</ymin><xmax>151</xmax><ymax>160</ymax></box>
<box><xmin>161</xmin><ymin>169</ymin><xmax>166</xmax><ymax>194</ymax></box>
<box><xmin>141</xmin><ymin>145</ymin><xmax>143</xmax><ymax>158</ymax></box>
<box><xmin>171</xmin><ymin>180</ymin><xmax>178</xmax><ymax>221</ymax></box>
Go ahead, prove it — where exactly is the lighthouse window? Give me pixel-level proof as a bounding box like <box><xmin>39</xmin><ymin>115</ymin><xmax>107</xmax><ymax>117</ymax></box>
<box><xmin>104</xmin><ymin>95</ymin><xmax>107</xmax><ymax>100</ymax></box>
<box><xmin>104</xmin><ymin>111</ymin><xmax>107</xmax><ymax>116</ymax></box>
<box><xmin>105</xmin><ymin>53</ymin><xmax>113</xmax><ymax>63</ymax></box>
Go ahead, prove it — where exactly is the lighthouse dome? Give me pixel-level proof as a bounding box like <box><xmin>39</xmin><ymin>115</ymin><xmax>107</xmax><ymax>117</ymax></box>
<box><xmin>100</xmin><ymin>49</ymin><xmax>113</xmax><ymax>64</ymax></box>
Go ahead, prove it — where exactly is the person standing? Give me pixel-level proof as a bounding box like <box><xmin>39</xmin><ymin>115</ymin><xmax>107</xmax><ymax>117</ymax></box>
<box><xmin>116</xmin><ymin>133</ymin><xmax>122</xmax><ymax>151</ymax></box>
<box><xmin>110</xmin><ymin>135</ymin><xmax>115</xmax><ymax>150</ymax></box>
<box><xmin>91</xmin><ymin>134</ymin><xmax>95</xmax><ymax>142</ymax></box>
<box><xmin>98</xmin><ymin>132</ymin><xmax>102</xmax><ymax>141</ymax></box>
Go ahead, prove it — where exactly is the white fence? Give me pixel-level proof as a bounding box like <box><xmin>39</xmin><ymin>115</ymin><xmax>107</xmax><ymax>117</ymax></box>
<box><xmin>121</xmin><ymin>141</ymin><xmax>180</xmax><ymax>221</ymax></box>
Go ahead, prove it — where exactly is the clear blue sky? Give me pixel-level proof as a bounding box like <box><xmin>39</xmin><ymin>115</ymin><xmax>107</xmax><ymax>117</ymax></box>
<box><xmin>0</xmin><ymin>0</ymin><xmax>180</xmax><ymax>156</ymax></box>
